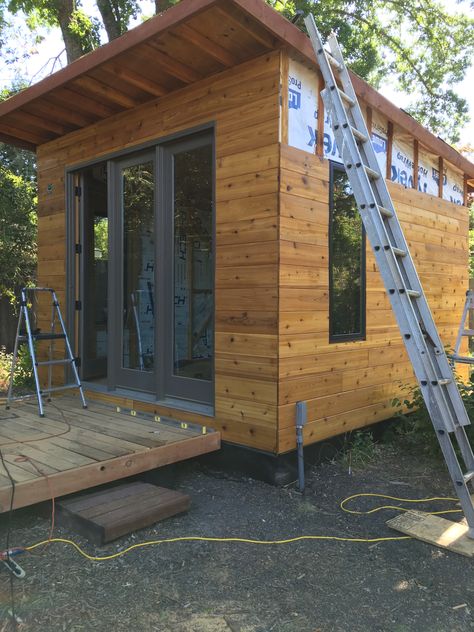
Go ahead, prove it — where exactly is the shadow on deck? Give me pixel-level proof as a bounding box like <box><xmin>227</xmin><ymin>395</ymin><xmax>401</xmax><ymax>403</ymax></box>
<box><xmin>0</xmin><ymin>396</ymin><xmax>220</xmax><ymax>512</ymax></box>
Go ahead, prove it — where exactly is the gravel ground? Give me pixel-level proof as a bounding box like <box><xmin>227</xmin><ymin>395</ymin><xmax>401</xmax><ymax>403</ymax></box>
<box><xmin>1</xmin><ymin>442</ymin><xmax>473</xmax><ymax>632</ymax></box>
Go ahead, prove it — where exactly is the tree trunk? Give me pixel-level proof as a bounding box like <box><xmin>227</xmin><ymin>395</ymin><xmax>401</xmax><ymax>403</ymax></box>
<box><xmin>53</xmin><ymin>0</ymin><xmax>85</xmax><ymax>63</ymax></box>
<box><xmin>96</xmin><ymin>0</ymin><xmax>122</xmax><ymax>41</ymax></box>
<box><xmin>155</xmin><ymin>0</ymin><xmax>175</xmax><ymax>15</ymax></box>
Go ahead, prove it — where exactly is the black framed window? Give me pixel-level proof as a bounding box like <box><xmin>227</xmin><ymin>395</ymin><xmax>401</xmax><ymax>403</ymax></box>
<box><xmin>329</xmin><ymin>161</ymin><xmax>366</xmax><ymax>341</ymax></box>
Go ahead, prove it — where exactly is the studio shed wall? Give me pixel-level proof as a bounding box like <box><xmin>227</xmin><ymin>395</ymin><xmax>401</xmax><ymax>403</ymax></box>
<box><xmin>278</xmin><ymin>54</ymin><xmax>469</xmax><ymax>453</ymax></box>
<box><xmin>35</xmin><ymin>51</ymin><xmax>282</xmax><ymax>452</ymax></box>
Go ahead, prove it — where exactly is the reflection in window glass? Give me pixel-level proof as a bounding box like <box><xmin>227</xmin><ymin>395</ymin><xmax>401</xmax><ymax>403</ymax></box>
<box><xmin>173</xmin><ymin>144</ymin><xmax>213</xmax><ymax>381</ymax></box>
<box><xmin>122</xmin><ymin>160</ymin><xmax>155</xmax><ymax>371</ymax></box>
<box><xmin>329</xmin><ymin>163</ymin><xmax>365</xmax><ymax>340</ymax></box>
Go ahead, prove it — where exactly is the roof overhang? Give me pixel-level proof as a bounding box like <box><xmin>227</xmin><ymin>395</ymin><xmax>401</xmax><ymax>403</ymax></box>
<box><xmin>0</xmin><ymin>0</ymin><xmax>473</xmax><ymax>179</ymax></box>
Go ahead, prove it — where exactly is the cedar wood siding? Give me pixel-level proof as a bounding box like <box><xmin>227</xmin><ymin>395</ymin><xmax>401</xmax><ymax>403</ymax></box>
<box><xmin>36</xmin><ymin>51</ymin><xmax>281</xmax><ymax>452</ymax></box>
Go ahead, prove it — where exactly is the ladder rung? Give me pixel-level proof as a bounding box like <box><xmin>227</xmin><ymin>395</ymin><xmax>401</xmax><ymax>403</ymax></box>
<box><xmin>392</xmin><ymin>247</ymin><xmax>407</xmax><ymax>258</ymax></box>
<box><xmin>378</xmin><ymin>205</ymin><xmax>393</xmax><ymax>218</ymax></box>
<box><xmin>438</xmin><ymin>378</ymin><xmax>452</xmax><ymax>386</ymax></box>
<box><xmin>449</xmin><ymin>354</ymin><xmax>474</xmax><ymax>364</ymax></box>
<box><xmin>364</xmin><ymin>165</ymin><xmax>380</xmax><ymax>180</ymax></box>
<box><xmin>406</xmin><ymin>289</ymin><xmax>421</xmax><ymax>299</ymax></box>
<box><xmin>338</xmin><ymin>89</ymin><xmax>354</xmax><ymax>106</ymax></box>
<box><xmin>351</xmin><ymin>126</ymin><xmax>368</xmax><ymax>143</ymax></box>
<box><xmin>463</xmin><ymin>470</ymin><xmax>474</xmax><ymax>484</ymax></box>
<box><xmin>40</xmin><ymin>383</ymin><xmax>81</xmax><ymax>394</ymax></box>
<box><xmin>36</xmin><ymin>358</ymin><xmax>73</xmax><ymax>366</ymax></box>
<box><xmin>326</xmin><ymin>52</ymin><xmax>342</xmax><ymax>72</ymax></box>
<box><xmin>462</xmin><ymin>329</ymin><xmax>474</xmax><ymax>336</ymax></box>
<box><xmin>32</xmin><ymin>333</ymin><xmax>66</xmax><ymax>341</ymax></box>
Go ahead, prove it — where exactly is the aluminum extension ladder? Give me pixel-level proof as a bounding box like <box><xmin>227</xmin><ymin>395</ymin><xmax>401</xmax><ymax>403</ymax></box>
<box><xmin>6</xmin><ymin>287</ymin><xmax>87</xmax><ymax>417</ymax></box>
<box><xmin>304</xmin><ymin>14</ymin><xmax>474</xmax><ymax>537</ymax></box>
<box><xmin>450</xmin><ymin>290</ymin><xmax>474</xmax><ymax>365</ymax></box>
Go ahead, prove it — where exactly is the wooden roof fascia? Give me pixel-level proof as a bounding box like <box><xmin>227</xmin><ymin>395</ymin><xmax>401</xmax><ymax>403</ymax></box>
<box><xmin>0</xmin><ymin>0</ymin><xmax>217</xmax><ymax>119</ymax></box>
<box><xmin>231</xmin><ymin>0</ymin><xmax>474</xmax><ymax>179</ymax></box>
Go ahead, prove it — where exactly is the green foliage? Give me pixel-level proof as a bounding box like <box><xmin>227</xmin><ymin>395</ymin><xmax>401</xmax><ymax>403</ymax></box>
<box><xmin>341</xmin><ymin>430</ymin><xmax>377</xmax><ymax>470</ymax></box>
<box><xmin>0</xmin><ymin>344</ymin><xmax>34</xmax><ymax>391</ymax></box>
<box><xmin>390</xmin><ymin>377</ymin><xmax>474</xmax><ymax>458</ymax></box>
<box><xmin>0</xmin><ymin>165</ymin><xmax>37</xmax><ymax>299</ymax></box>
<box><xmin>68</xmin><ymin>9</ymin><xmax>101</xmax><ymax>53</ymax></box>
<box><xmin>269</xmin><ymin>0</ymin><xmax>473</xmax><ymax>143</ymax></box>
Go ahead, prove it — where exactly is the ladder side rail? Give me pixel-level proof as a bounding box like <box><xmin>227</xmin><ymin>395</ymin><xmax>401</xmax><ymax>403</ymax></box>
<box><xmin>52</xmin><ymin>290</ymin><xmax>87</xmax><ymax>409</ymax></box>
<box><xmin>453</xmin><ymin>292</ymin><xmax>471</xmax><ymax>357</ymax></box>
<box><xmin>48</xmin><ymin>292</ymin><xmax>55</xmax><ymax>396</ymax></box>
<box><xmin>21</xmin><ymin>289</ymin><xmax>45</xmax><ymax>417</ymax></box>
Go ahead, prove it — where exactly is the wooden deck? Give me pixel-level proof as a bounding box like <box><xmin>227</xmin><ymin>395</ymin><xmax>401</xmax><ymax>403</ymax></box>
<box><xmin>0</xmin><ymin>397</ymin><xmax>220</xmax><ymax>512</ymax></box>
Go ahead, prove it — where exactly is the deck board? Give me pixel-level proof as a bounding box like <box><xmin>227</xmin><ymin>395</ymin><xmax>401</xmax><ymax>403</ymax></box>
<box><xmin>0</xmin><ymin>396</ymin><xmax>220</xmax><ymax>512</ymax></box>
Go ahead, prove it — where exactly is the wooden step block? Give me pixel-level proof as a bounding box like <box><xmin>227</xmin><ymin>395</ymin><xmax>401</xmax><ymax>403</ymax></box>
<box><xmin>387</xmin><ymin>510</ymin><xmax>474</xmax><ymax>558</ymax></box>
<box><xmin>56</xmin><ymin>481</ymin><xmax>190</xmax><ymax>545</ymax></box>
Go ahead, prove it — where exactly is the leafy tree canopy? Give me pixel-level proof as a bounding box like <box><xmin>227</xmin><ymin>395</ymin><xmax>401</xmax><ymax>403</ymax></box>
<box><xmin>0</xmin><ymin>0</ymin><xmax>472</xmax><ymax>142</ymax></box>
<box><xmin>0</xmin><ymin>85</ymin><xmax>37</xmax><ymax>299</ymax></box>
<box><xmin>0</xmin><ymin>165</ymin><xmax>37</xmax><ymax>298</ymax></box>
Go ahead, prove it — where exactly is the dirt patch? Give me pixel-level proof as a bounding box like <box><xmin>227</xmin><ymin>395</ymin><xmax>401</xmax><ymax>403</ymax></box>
<box><xmin>1</xmin><ymin>443</ymin><xmax>473</xmax><ymax>631</ymax></box>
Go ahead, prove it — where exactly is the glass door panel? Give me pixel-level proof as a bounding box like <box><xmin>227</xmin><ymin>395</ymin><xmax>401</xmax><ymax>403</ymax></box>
<box><xmin>163</xmin><ymin>135</ymin><xmax>214</xmax><ymax>403</ymax></box>
<box><xmin>112</xmin><ymin>152</ymin><xmax>156</xmax><ymax>392</ymax></box>
<box><xmin>122</xmin><ymin>160</ymin><xmax>155</xmax><ymax>372</ymax></box>
<box><xmin>80</xmin><ymin>164</ymin><xmax>108</xmax><ymax>382</ymax></box>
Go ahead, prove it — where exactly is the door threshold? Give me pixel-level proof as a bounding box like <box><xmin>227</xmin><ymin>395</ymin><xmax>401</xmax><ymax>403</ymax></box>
<box><xmin>82</xmin><ymin>381</ymin><xmax>214</xmax><ymax>417</ymax></box>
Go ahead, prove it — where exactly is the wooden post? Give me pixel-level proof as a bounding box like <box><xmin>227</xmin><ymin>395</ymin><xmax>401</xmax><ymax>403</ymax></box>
<box><xmin>366</xmin><ymin>106</ymin><xmax>372</xmax><ymax>136</ymax></box>
<box><xmin>438</xmin><ymin>156</ymin><xmax>444</xmax><ymax>198</ymax></box>
<box><xmin>386</xmin><ymin>121</ymin><xmax>393</xmax><ymax>180</ymax></box>
<box><xmin>413</xmin><ymin>139</ymin><xmax>419</xmax><ymax>190</ymax></box>
<box><xmin>280</xmin><ymin>51</ymin><xmax>289</xmax><ymax>146</ymax></box>
<box><xmin>464</xmin><ymin>174</ymin><xmax>469</xmax><ymax>207</ymax></box>
<box><xmin>316</xmin><ymin>70</ymin><xmax>324</xmax><ymax>158</ymax></box>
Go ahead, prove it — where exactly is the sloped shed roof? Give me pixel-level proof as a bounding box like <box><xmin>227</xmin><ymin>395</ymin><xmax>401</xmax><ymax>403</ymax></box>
<box><xmin>0</xmin><ymin>0</ymin><xmax>472</xmax><ymax>181</ymax></box>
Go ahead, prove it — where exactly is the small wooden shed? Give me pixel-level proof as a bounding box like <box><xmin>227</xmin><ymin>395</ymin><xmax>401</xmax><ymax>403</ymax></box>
<box><xmin>1</xmin><ymin>0</ymin><xmax>473</xmax><ymax>457</ymax></box>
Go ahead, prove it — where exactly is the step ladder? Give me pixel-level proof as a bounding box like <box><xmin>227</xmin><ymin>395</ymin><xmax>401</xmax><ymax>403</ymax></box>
<box><xmin>6</xmin><ymin>287</ymin><xmax>87</xmax><ymax>417</ymax></box>
<box><xmin>449</xmin><ymin>290</ymin><xmax>474</xmax><ymax>365</ymax></box>
<box><xmin>304</xmin><ymin>13</ymin><xmax>474</xmax><ymax>537</ymax></box>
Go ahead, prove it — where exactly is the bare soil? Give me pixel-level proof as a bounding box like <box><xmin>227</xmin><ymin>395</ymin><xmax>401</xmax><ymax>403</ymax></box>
<box><xmin>1</xmin><ymin>442</ymin><xmax>473</xmax><ymax>632</ymax></box>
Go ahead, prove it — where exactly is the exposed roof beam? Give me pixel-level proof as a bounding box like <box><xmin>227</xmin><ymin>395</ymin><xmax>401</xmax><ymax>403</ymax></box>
<box><xmin>177</xmin><ymin>23</ymin><xmax>237</xmax><ymax>67</ymax></box>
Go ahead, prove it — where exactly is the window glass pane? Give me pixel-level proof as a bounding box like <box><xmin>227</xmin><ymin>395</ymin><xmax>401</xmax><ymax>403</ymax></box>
<box><xmin>330</xmin><ymin>164</ymin><xmax>365</xmax><ymax>339</ymax></box>
<box><xmin>173</xmin><ymin>143</ymin><xmax>213</xmax><ymax>381</ymax></box>
<box><xmin>122</xmin><ymin>160</ymin><xmax>155</xmax><ymax>371</ymax></box>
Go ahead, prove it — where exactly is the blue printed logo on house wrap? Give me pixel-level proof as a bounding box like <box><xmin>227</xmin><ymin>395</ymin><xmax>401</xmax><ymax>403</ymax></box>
<box><xmin>289</xmin><ymin>88</ymin><xmax>301</xmax><ymax>110</ymax></box>
<box><xmin>371</xmin><ymin>132</ymin><xmax>386</xmax><ymax>154</ymax></box>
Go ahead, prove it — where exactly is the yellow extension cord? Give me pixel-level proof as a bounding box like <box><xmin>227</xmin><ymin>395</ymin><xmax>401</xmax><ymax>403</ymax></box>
<box><xmin>20</xmin><ymin>493</ymin><xmax>463</xmax><ymax>563</ymax></box>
